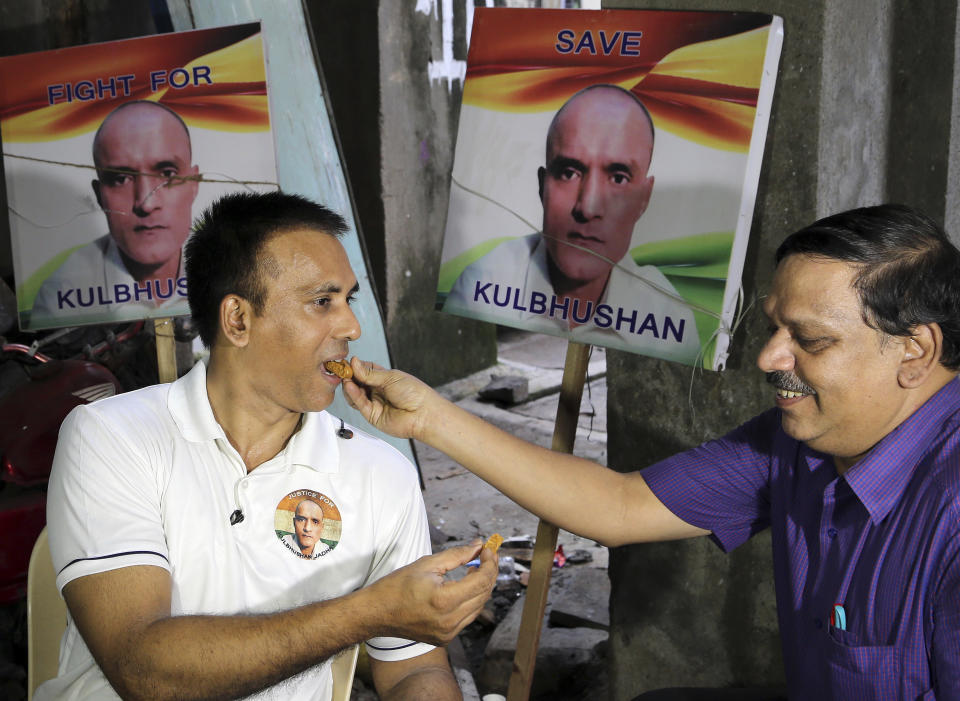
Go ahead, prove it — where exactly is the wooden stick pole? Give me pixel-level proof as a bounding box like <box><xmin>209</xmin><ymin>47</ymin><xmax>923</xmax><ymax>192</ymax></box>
<box><xmin>154</xmin><ymin>317</ymin><xmax>178</xmax><ymax>384</ymax></box>
<box><xmin>506</xmin><ymin>340</ymin><xmax>592</xmax><ymax>701</ymax></box>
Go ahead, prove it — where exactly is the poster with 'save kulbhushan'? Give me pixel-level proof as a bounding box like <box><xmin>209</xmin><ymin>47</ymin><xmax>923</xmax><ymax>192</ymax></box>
<box><xmin>0</xmin><ymin>22</ymin><xmax>278</xmax><ymax>331</ymax></box>
<box><xmin>437</xmin><ymin>9</ymin><xmax>783</xmax><ymax>370</ymax></box>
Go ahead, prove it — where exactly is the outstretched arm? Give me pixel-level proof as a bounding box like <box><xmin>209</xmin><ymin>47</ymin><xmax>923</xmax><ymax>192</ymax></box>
<box><xmin>64</xmin><ymin>541</ymin><xmax>495</xmax><ymax>701</ymax></box>
<box><xmin>343</xmin><ymin>359</ymin><xmax>707</xmax><ymax>548</ymax></box>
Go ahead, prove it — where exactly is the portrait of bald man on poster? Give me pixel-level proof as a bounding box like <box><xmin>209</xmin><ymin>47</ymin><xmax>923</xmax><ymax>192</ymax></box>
<box><xmin>0</xmin><ymin>23</ymin><xmax>277</xmax><ymax>331</ymax></box>
<box><xmin>437</xmin><ymin>9</ymin><xmax>783</xmax><ymax>370</ymax></box>
<box><xmin>29</xmin><ymin>101</ymin><xmax>199</xmax><ymax>326</ymax></box>
<box><xmin>444</xmin><ymin>85</ymin><xmax>701</xmax><ymax>365</ymax></box>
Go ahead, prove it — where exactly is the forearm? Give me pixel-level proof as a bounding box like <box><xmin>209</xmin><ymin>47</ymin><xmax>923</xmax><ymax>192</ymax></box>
<box><xmin>104</xmin><ymin>588</ymin><xmax>375</xmax><ymax>701</ymax></box>
<box><xmin>70</xmin><ymin>541</ymin><xmax>494</xmax><ymax>701</ymax></box>
<box><xmin>419</xmin><ymin>393</ymin><xmax>639</xmax><ymax>545</ymax></box>
<box><xmin>346</xmin><ymin>360</ymin><xmax>704</xmax><ymax>545</ymax></box>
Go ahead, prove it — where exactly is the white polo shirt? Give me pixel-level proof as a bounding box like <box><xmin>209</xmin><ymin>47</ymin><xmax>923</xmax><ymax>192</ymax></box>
<box><xmin>38</xmin><ymin>361</ymin><xmax>433</xmax><ymax>701</ymax></box>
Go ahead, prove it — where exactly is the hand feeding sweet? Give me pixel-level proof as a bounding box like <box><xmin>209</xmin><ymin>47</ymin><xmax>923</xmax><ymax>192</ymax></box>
<box><xmin>324</xmin><ymin>358</ymin><xmax>353</xmax><ymax>380</ymax></box>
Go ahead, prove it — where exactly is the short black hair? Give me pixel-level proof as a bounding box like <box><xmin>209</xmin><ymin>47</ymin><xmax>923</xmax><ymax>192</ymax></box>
<box><xmin>185</xmin><ymin>191</ymin><xmax>348</xmax><ymax>347</ymax></box>
<box><xmin>776</xmin><ymin>204</ymin><xmax>960</xmax><ymax>370</ymax></box>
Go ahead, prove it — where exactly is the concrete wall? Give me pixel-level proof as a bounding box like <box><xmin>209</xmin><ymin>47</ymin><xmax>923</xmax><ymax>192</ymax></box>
<box><xmin>309</xmin><ymin>0</ymin><xmax>496</xmax><ymax>386</ymax></box>
<box><xmin>886</xmin><ymin>1</ymin><xmax>956</xmax><ymax>221</ymax></box>
<box><xmin>604</xmin><ymin>0</ymin><xmax>958</xmax><ymax>698</ymax></box>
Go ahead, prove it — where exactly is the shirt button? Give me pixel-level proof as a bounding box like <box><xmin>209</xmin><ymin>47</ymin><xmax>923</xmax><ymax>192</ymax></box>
<box><xmin>827</xmin><ymin>527</ymin><xmax>838</xmax><ymax>539</ymax></box>
<box><xmin>814</xmin><ymin>618</ymin><xmax>823</xmax><ymax>629</ymax></box>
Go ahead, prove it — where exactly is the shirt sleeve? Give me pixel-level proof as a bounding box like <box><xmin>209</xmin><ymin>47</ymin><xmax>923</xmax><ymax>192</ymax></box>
<box><xmin>361</xmin><ymin>448</ymin><xmax>436</xmax><ymax>662</ymax></box>
<box><xmin>47</xmin><ymin>402</ymin><xmax>171</xmax><ymax>593</ymax></box>
<box><xmin>642</xmin><ymin>409</ymin><xmax>778</xmax><ymax>552</ymax></box>
<box><xmin>445</xmin><ymin>262</ymin><xmax>477</xmax><ymax>307</ymax></box>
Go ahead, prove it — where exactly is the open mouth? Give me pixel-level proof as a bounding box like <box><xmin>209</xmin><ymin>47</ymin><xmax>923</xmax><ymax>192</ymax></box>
<box><xmin>766</xmin><ymin>371</ymin><xmax>816</xmax><ymax>399</ymax></box>
<box><xmin>775</xmin><ymin>388</ymin><xmax>810</xmax><ymax>399</ymax></box>
<box><xmin>322</xmin><ymin>358</ymin><xmax>348</xmax><ymax>376</ymax></box>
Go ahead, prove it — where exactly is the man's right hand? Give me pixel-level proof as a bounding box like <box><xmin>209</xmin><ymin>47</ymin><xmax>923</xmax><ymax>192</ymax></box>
<box><xmin>358</xmin><ymin>539</ymin><xmax>498</xmax><ymax>645</ymax></box>
<box><xmin>342</xmin><ymin>358</ymin><xmax>439</xmax><ymax>442</ymax></box>
<box><xmin>61</xmin><ymin>540</ymin><xmax>498</xmax><ymax>700</ymax></box>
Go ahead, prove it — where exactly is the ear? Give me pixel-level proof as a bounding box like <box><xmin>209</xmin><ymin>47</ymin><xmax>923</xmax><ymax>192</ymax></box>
<box><xmin>92</xmin><ymin>179</ymin><xmax>103</xmax><ymax>208</ymax></box>
<box><xmin>898</xmin><ymin>323</ymin><xmax>943</xmax><ymax>388</ymax></box>
<box><xmin>219</xmin><ymin>294</ymin><xmax>252</xmax><ymax>348</ymax></box>
<box><xmin>538</xmin><ymin>166</ymin><xmax>546</xmax><ymax>203</ymax></box>
<box><xmin>185</xmin><ymin>164</ymin><xmax>200</xmax><ymax>202</ymax></box>
<box><xmin>636</xmin><ymin>174</ymin><xmax>655</xmax><ymax>216</ymax></box>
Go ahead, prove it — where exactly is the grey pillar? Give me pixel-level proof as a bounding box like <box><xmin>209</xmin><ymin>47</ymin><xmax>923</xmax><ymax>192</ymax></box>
<box><xmin>308</xmin><ymin>0</ymin><xmax>496</xmax><ymax>385</ymax></box>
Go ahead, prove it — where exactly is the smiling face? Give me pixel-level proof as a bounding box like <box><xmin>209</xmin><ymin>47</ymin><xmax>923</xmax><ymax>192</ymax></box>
<box><xmin>757</xmin><ymin>254</ymin><xmax>914</xmax><ymax>471</ymax></box>
<box><xmin>92</xmin><ymin>103</ymin><xmax>199</xmax><ymax>282</ymax></box>
<box><xmin>293</xmin><ymin>499</ymin><xmax>324</xmax><ymax>555</ymax></box>
<box><xmin>539</xmin><ymin>87</ymin><xmax>655</xmax><ymax>293</ymax></box>
<box><xmin>242</xmin><ymin>228</ymin><xmax>360</xmax><ymax>415</ymax></box>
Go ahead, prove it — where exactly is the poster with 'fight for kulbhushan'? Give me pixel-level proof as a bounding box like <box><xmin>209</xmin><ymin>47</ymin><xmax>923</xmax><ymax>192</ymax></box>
<box><xmin>0</xmin><ymin>22</ymin><xmax>278</xmax><ymax>330</ymax></box>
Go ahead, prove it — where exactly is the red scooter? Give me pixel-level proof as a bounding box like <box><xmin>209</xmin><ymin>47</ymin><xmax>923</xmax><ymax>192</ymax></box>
<box><xmin>0</xmin><ymin>277</ymin><xmax>151</xmax><ymax>602</ymax></box>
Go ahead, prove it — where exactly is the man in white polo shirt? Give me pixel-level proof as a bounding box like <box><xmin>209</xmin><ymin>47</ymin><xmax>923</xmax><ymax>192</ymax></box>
<box><xmin>39</xmin><ymin>191</ymin><xmax>497</xmax><ymax>701</ymax></box>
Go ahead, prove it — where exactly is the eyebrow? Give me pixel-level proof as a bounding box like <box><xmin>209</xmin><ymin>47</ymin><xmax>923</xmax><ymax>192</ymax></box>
<box><xmin>152</xmin><ymin>160</ymin><xmax>182</xmax><ymax>172</ymax></box>
<box><xmin>548</xmin><ymin>155</ymin><xmax>635</xmax><ymax>175</ymax></box>
<box><xmin>304</xmin><ymin>280</ymin><xmax>360</xmax><ymax>296</ymax></box>
<box><xmin>604</xmin><ymin>161</ymin><xmax>634</xmax><ymax>174</ymax></box>
<box><xmin>548</xmin><ymin>156</ymin><xmax>586</xmax><ymax>174</ymax></box>
<box><xmin>762</xmin><ymin>304</ymin><xmax>846</xmax><ymax>332</ymax></box>
<box><xmin>97</xmin><ymin>157</ymin><xmax>185</xmax><ymax>173</ymax></box>
<box><xmin>97</xmin><ymin>165</ymin><xmax>137</xmax><ymax>177</ymax></box>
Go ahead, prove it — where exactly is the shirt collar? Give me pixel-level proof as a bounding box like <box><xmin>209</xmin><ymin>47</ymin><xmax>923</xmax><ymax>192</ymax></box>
<box><xmin>843</xmin><ymin>377</ymin><xmax>960</xmax><ymax>523</ymax></box>
<box><xmin>103</xmin><ymin>235</ymin><xmax>135</xmax><ymax>290</ymax></box>
<box><xmin>168</xmin><ymin>361</ymin><xmax>340</xmax><ymax>473</ymax></box>
<box><xmin>103</xmin><ymin>235</ymin><xmax>188</xmax><ymax>291</ymax></box>
<box><xmin>169</xmin><ymin>360</ymin><xmax>224</xmax><ymax>442</ymax></box>
<box><xmin>527</xmin><ymin>235</ymin><xmax>622</xmax><ymax>306</ymax></box>
<box><xmin>525</xmin><ymin>235</ymin><xmax>635</xmax><ymax>342</ymax></box>
<box><xmin>286</xmin><ymin>411</ymin><xmax>341</xmax><ymax>474</ymax></box>
<box><xmin>526</xmin><ymin>235</ymin><xmax>552</xmax><ymax>292</ymax></box>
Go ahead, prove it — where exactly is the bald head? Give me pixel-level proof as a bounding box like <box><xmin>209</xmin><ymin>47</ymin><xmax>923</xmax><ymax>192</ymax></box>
<box><xmin>93</xmin><ymin>101</ymin><xmax>192</xmax><ymax>168</ymax></box>
<box><xmin>545</xmin><ymin>85</ymin><xmax>655</xmax><ymax>171</ymax></box>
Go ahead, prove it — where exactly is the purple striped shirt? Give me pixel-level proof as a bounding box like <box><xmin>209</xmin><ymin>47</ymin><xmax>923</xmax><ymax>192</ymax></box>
<box><xmin>643</xmin><ymin>377</ymin><xmax>960</xmax><ymax>700</ymax></box>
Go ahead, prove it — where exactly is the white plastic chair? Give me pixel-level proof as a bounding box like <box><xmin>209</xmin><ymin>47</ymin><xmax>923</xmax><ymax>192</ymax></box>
<box><xmin>27</xmin><ymin>527</ymin><xmax>65</xmax><ymax>700</ymax></box>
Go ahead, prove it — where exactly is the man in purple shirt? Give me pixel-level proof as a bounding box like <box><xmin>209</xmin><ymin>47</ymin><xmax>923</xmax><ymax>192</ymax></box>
<box><xmin>344</xmin><ymin>204</ymin><xmax>960</xmax><ymax>699</ymax></box>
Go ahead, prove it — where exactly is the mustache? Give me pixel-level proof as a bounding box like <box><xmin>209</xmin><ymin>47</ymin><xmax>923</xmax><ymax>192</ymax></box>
<box><xmin>766</xmin><ymin>371</ymin><xmax>817</xmax><ymax>395</ymax></box>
